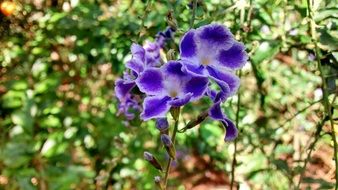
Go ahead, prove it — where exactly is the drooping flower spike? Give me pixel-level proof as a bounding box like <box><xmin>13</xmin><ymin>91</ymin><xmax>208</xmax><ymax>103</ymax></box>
<box><xmin>179</xmin><ymin>24</ymin><xmax>248</xmax><ymax>96</ymax></box>
<box><xmin>136</xmin><ymin>61</ymin><xmax>209</xmax><ymax>120</ymax></box>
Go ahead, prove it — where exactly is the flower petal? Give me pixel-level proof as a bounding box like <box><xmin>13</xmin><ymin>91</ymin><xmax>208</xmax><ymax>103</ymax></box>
<box><xmin>183</xmin><ymin>76</ymin><xmax>209</xmax><ymax>100</ymax></box>
<box><xmin>222</xmin><ymin>118</ymin><xmax>238</xmax><ymax>141</ymax></box>
<box><xmin>207</xmin><ymin>66</ymin><xmax>240</xmax><ymax>96</ymax></box>
<box><xmin>169</xmin><ymin>93</ymin><xmax>192</xmax><ymax>107</ymax></box>
<box><xmin>141</xmin><ymin>96</ymin><xmax>171</xmax><ymax>120</ymax></box>
<box><xmin>115</xmin><ymin>79</ymin><xmax>135</xmax><ymax>101</ymax></box>
<box><xmin>198</xmin><ymin>24</ymin><xmax>234</xmax><ymax>49</ymax></box>
<box><xmin>208</xmin><ymin>101</ymin><xmax>224</xmax><ymax>120</ymax></box>
<box><xmin>136</xmin><ymin>68</ymin><xmax>164</xmax><ymax>95</ymax></box>
<box><xmin>181</xmin><ymin>61</ymin><xmax>207</xmax><ymax>77</ymax></box>
<box><xmin>208</xmin><ymin>91</ymin><xmax>228</xmax><ymax>120</ymax></box>
<box><xmin>131</xmin><ymin>43</ymin><xmax>145</xmax><ymax>62</ymax></box>
<box><xmin>126</xmin><ymin>59</ymin><xmax>144</xmax><ymax>74</ymax></box>
<box><xmin>162</xmin><ymin>61</ymin><xmax>186</xmax><ymax>77</ymax></box>
<box><xmin>218</xmin><ymin>42</ymin><xmax>248</xmax><ymax>69</ymax></box>
<box><xmin>180</xmin><ymin>30</ymin><xmax>197</xmax><ymax>58</ymax></box>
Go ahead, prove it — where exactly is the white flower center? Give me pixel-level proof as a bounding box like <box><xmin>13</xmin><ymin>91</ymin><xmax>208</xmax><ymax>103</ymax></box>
<box><xmin>163</xmin><ymin>76</ymin><xmax>182</xmax><ymax>98</ymax></box>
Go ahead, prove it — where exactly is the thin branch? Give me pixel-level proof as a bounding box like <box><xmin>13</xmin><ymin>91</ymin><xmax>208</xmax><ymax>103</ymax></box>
<box><xmin>296</xmin><ymin>119</ymin><xmax>325</xmax><ymax>189</ymax></box>
<box><xmin>163</xmin><ymin>108</ymin><xmax>180</xmax><ymax>190</ymax></box>
<box><xmin>190</xmin><ymin>0</ymin><xmax>198</xmax><ymax>29</ymax></box>
<box><xmin>280</xmin><ymin>99</ymin><xmax>321</xmax><ymax>128</ymax></box>
<box><xmin>230</xmin><ymin>71</ymin><xmax>242</xmax><ymax>190</ymax></box>
<box><xmin>297</xmin><ymin>0</ymin><xmax>338</xmax><ymax>189</ymax></box>
<box><xmin>138</xmin><ymin>0</ymin><xmax>152</xmax><ymax>40</ymax></box>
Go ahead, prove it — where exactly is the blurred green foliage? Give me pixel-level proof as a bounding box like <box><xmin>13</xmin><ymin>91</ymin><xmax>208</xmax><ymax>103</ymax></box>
<box><xmin>0</xmin><ymin>0</ymin><xmax>337</xmax><ymax>189</ymax></box>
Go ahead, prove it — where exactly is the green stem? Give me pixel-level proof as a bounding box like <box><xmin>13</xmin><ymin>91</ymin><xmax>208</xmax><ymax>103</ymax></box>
<box><xmin>190</xmin><ymin>0</ymin><xmax>197</xmax><ymax>29</ymax></box>
<box><xmin>296</xmin><ymin>119</ymin><xmax>325</xmax><ymax>189</ymax></box>
<box><xmin>138</xmin><ymin>0</ymin><xmax>152</xmax><ymax>40</ymax></box>
<box><xmin>298</xmin><ymin>0</ymin><xmax>338</xmax><ymax>189</ymax></box>
<box><xmin>230</xmin><ymin>70</ymin><xmax>242</xmax><ymax>190</ymax></box>
<box><xmin>163</xmin><ymin>108</ymin><xmax>180</xmax><ymax>189</ymax></box>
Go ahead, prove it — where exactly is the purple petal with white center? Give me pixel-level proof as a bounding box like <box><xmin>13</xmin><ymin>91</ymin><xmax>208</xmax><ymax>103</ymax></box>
<box><xmin>198</xmin><ymin>24</ymin><xmax>234</xmax><ymax>49</ymax></box>
<box><xmin>131</xmin><ymin>43</ymin><xmax>145</xmax><ymax>62</ymax></box>
<box><xmin>206</xmin><ymin>66</ymin><xmax>240</xmax><ymax>95</ymax></box>
<box><xmin>218</xmin><ymin>42</ymin><xmax>248</xmax><ymax>69</ymax></box>
<box><xmin>141</xmin><ymin>96</ymin><xmax>171</xmax><ymax>120</ymax></box>
<box><xmin>222</xmin><ymin>118</ymin><xmax>238</xmax><ymax>141</ymax></box>
<box><xmin>180</xmin><ymin>30</ymin><xmax>197</xmax><ymax>58</ymax></box>
<box><xmin>184</xmin><ymin>76</ymin><xmax>209</xmax><ymax>100</ymax></box>
<box><xmin>181</xmin><ymin>61</ymin><xmax>207</xmax><ymax>77</ymax></box>
<box><xmin>126</xmin><ymin>59</ymin><xmax>144</xmax><ymax>74</ymax></box>
<box><xmin>136</xmin><ymin>68</ymin><xmax>164</xmax><ymax>95</ymax></box>
<box><xmin>169</xmin><ymin>93</ymin><xmax>192</xmax><ymax>107</ymax></box>
<box><xmin>115</xmin><ymin>79</ymin><xmax>135</xmax><ymax>101</ymax></box>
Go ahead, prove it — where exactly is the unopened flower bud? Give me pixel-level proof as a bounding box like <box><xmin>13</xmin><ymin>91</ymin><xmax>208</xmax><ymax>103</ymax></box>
<box><xmin>184</xmin><ymin>111</ymin><xmax>208</xmax><ymax>131</ymax></box>
<box><xmin>161</xmin><ymin>134</ymin><xmax>176</xmax><ymax>159</ymax></box>
<box><xmin>143</xmin><ymin>151</ymin><xmax>163</xmax><ymax>171</ymax></box>
<box><xmin>166</xmin><ymin>49</ymin><xmax>176</xmax><ymax>61</ymax></box>
<box><xmin>154</xmin><ymin>176</ymin><xmax>164</xmax><ymax>190</ymax></box>
<box><xmin>156</xmin><ymin>118</ymin><xmax>169</xmax><ymax>134</ymax></box>
<box><xmin>166</xmin><ymin>10</ymin><xmax>178</xmax><ymax>31</ymax></box>
<box><xmin>170</xmin><ymin>107</ymin><xmax>180</xmax><ymax>121</ymax></box>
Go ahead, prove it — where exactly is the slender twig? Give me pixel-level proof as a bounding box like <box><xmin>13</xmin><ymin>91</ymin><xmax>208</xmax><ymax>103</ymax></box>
<box><xmin>163</xmin><ymin>108</ymin><xmax>180</xmax><ymax>189</ymax></box>
<box><xmin>296</xmin><ymin>119</ymin><xmax>325</xmax><ymax>189</ymax></box>
<box><xmin>190</xmin><ymin>0</ymin><xmax>198</xmax><ymax>29</ymax></box>
<box><xmin>280</xmin><ymin>99</ymin><xmax>321</xmax><ymax>128</ymax></box>
<box><xmin>138</xmin><ymin>0</ymin><xmax>152</xmax><ymax>39</ymax></box>
<box><xmin>230</xmin><ymin>70</ymin><xmax>242</xmax><ymax>190</ymax></box>
<box><xmin>296</xmin><ymin>0</ymin><xmax>338</xmax><ymax>189</ymax></box>
<box><xmin>230</xmin><ymin>0</ymin><xmax>254</xmax><ymax>187</ymax></box>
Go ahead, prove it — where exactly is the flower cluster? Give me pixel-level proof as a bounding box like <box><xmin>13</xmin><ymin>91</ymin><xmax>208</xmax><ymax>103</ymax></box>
<box><xmin>115</xmin><ymin>24</ymin><xmax>247</xmax><ymax>141</ymax></box>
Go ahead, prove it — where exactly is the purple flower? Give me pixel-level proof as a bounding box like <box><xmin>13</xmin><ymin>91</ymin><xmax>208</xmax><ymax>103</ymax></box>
<box><xmin>115</xmin><ymin>27</ymin><xmax>176</xmax><ymax>120</ymax></box>
<box><xmin>179</xmin><ymin>24</ymin><xmax>248</xmax><ymax>96</ymax></box>
<box><xmin>156</xmin><ymin>118</ymin><xmax>169</xmax><ymax>133</ymax></box>
<box><xmin>160</xmin><ymin>134</ymin><xmax>172</xmax><ymax>147</ymax></box>
<box><xmin>114</xmin><ymin>78</ymin><xmax>141</xmax><ymax>120</ymax></box>
<box><xmin>126</xmin><ymin>28</ymin><xmax>176</xmax><ymax>76</ymax></box>
<box><xmin>156</xmin><ymin>27</ymin><xmax>176</xmax><ymax>47</ymax></box>
<box><xmin>143</xmin><ymin>151</ymin><xmax>163</xmax><ymax>171</ymax></box>
<box><xmin>136</xmin><ymin>61</ymin><xmax>209</xmax><ymax>120</ymax></box>
<box><xmin>161</xmin><ymin>134</ymin><xmax>176</xmax><ymax>159</ymax></box>
<box><xmin>125</xmin><ymin>43</ymin><xmax>159</xmax><ymax>76</ymax></box>
<box><xmin>144</xmin><ymin>151</ymin><xmax>154</xmax><ymax>161</ymax></box>
<box><xmin>208</xmin><ymin>90</ymin><xmax>238</xmax><ymax>141</ymax></box>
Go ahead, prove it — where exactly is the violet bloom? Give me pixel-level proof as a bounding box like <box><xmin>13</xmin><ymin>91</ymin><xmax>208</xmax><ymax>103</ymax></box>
<box><xmin>156</xmin><ymin>27</ymin><xmax>176</xmax><ymax>47</ymax></box>
<box><xmin>179</xmin><ymin>24</ymin><xmax>248</xmax><ymax>96</ymax></box>
<box><xmin>115</xmin><ymin>27</ymin><xmax>175</xmax><ymax>119</ymax></box>
<box><xmin>115</xmin><ymin>78</ymin><xmax>141</xmax><ymax>120</ymax></box>
<box><xmin>136</xmin><ymin>61</ymin><xmax>208</xmax><ymax>120</ymax></box>
<box><xmin>125</xmin><ymin>43</ymin><xmax>160</xmax><ymax>76</ymax></box>
<box><xmin>126</xmin><ymin>28</ymin><xmax>175</xmax><ymax>75</ymax></box>
<box><xmin>207</xmin><ymin>90</ymin><xmax>238</xmax><ymax>141</ymax></box>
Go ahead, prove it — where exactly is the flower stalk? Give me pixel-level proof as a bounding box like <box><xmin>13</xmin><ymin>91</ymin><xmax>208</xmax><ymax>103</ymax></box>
<box><xmin>296</xmin><ymin>0</ymin><xmax>338</xmax><ymax>189</ymax></box>
<box><xmin>163</xmin><ymin>107</ymin><xmax>180</xmax><ymax>189</ymax></box>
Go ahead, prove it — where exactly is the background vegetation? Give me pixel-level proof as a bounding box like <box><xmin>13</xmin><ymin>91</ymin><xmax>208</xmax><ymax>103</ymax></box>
<box><xmin>0</xmin><ymin>0</ymin><xmax>337</xmax><ymax>189</ymax></box>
